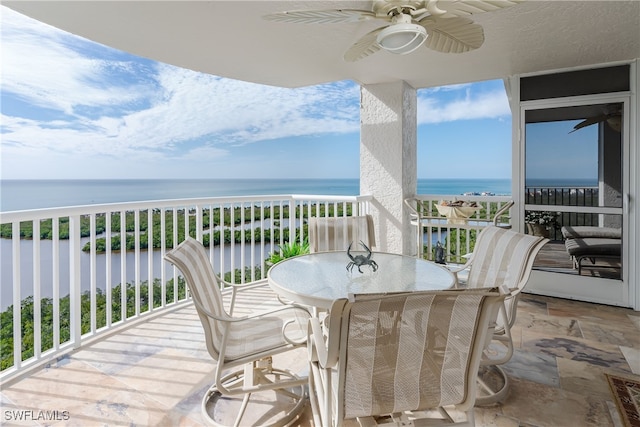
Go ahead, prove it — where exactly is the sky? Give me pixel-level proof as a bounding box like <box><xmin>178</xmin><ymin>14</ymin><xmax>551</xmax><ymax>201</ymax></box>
<box><xmin>526</xmin><ymin>121</ymin><xmax>598</xmax><ymax>181</ymax></box>
<box><xmin>0</xmin><ymin>6</ymin><xmax>513</xmax><ymax>180</ymax></box>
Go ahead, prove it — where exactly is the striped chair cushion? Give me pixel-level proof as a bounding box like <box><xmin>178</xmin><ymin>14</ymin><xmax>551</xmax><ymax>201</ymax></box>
<box><xmin>467</xmin><ymin>226</ymin><xmax>544</xmax><ymax>290</ymax></box>
<box><xmin>340</xmin><ymin>290</ymin><xmax>501</xmax><ymax>419</ymax></box>
<box><xmin>308</xmin><ymin>215</ymin><xmax>376</xmax><ymax>253</ymax></box>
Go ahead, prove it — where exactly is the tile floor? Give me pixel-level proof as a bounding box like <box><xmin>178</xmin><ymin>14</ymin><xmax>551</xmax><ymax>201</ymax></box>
<box><xmin>2</xmin><ymin>285</ymin><xmax>639</xmax><ymax>426</ymax></box>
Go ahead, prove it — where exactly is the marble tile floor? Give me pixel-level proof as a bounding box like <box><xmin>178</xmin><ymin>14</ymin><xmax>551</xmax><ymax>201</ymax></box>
<box><xmin>2</xmin><ymin>285</ymin><xmax>639</xmax><ymax>427</ymax></box>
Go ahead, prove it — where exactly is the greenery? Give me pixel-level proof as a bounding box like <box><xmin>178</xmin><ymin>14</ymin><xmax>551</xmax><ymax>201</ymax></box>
<box><xmin>223</xmin><ymin>266</ymin><xmax>264</xmax><ymax>284</ymax></box>
<box><xmin>0</xmin><ymin>277</ymin><xmax>190</xmax><ymax>370</ymax></box>
<box><xmin>445</xmin><ymin>229</ymin><xmax>477</xmax><ymax>263</ymax></box>
<box><xmin>267</xmin><ymin>240</ymin><xmax>310</xmax><ymax>266</ymax></box>
<box><xmin>525</xmin><ymin>210</ymin><xmax>558</xmax><ymax>225</ymax></box>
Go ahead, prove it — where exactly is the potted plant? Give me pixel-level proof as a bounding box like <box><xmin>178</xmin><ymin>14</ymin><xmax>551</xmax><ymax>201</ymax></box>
<box><xmin>524</xmin><ymin>211</ymin><xmax>558</xmax><ymax>237</ymax></box>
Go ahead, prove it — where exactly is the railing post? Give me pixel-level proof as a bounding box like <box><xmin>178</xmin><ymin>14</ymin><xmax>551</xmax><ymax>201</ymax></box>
<box><xmin>89</xmin><ymin>214</ymin><xmax>96</xmax><ymax>333</ymax></box>
<box><xmin>288</xmin><ymin>198</ymin><xmax>295</xmax><ymax>244</ymax></box>
<box><xmin>69</xmin><ymin>215</ymin><xmax>82</xmax><ymax>347</ymax></box>
<box><xmin>148</xmin><ymin>208</ymin><xmax>154</xmax><ymax>313</ymax></box>
<box><xmin>105</xmin><ymin>213</ymin><xmax>112</xmax><ymax>326</ymax></box>
<box><xmin>33</xmin><ymin>220</ymin><xmax>41</xmax><ymax>359</ymax></box>
<box><xmin>12</xmin><ymin>222</ymin><xmax>22</xmax><ymax>370</ymax></box>
<box><xmin>120</xmin><ymin>210</ymin><xmax>127</xmax><ymax>320</ymax></box>
<box><xmin>195</xmin><ymin>205</ymin><xmax>203</xmax><ymax>242</ymax></box>
<box><xmin>52</xmin><ymin>217</ymin><xmax>60</xmax><ymax>350</ymax></box>
<box><xmin>134</xmin><ymin>210</ymin><xmax>140</xmax><ymax>317</ymax></box>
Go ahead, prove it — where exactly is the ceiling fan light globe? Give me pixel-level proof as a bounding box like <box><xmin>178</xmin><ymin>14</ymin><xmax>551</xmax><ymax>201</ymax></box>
<box><xmin>376</xmin><ymin>23</ymin><xmax>427</xmax><ymax>55</ymax></box>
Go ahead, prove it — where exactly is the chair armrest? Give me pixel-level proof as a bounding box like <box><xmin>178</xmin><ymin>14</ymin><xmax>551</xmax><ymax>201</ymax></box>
<box><xmin>221</xmin><ymin>277</ymin><xmax>272</xmax><ymax>315</ymax></box>
<box><xmin>194</xmin><ymin>292</ymin><xmax>310</xmax><ymax>326</ymax></box>
<box><xmin>447</xmin><ymin>255</ymin><xmax>474</xmax><ymax>288</ymax></box>
<box><xmin>242</xmin><ymin>304</ymin><xmax>312</xmax><ymax>322</ymax></box>
<box><xmin>404</xmin><ymin>197</ymin><xmax>425</xmax><ymax>221</ymax></box>
<box><xmin>308</xmin><ymin>318</ymin><xmax>341</xmax><ymax>369</ymax></box>
<box><xmin>308</xmin><ymin>317</ymin><xmax>328</xmax><ymax>365</ymax></box>
<box><xmin>308</xmin><ymin>299</ymin><xmax>348</xmax><ymax>368</ymax></box>
<box><xmin>492</xmin><ymin>200</ymin><xmax>514</xmax><ymax>227</ymax></box>
<box><xmin>447</xmin><ymin>260</ymin><xmax>472</xmax><ymax>275</ymax></box>
<box><xmin>280</xmin><ymin>305</ymin><xmax>313</xmax><ymax>345</ymax></box>
<box><xmin>223</xmin><ymin>303</ymin><xmax>312</xmax><ymax>346</ymax></box>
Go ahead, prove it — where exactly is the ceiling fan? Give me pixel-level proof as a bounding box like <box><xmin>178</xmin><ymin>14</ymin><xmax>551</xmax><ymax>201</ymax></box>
<box><xmin>570</xmin><ymin>105</ymin><xmax>623</xmax><ymax>133</ymax></box>
<box><xmin>263</xmin><ymin>0</ymin><xmax>525</xmax><ymax>62</ymax></box>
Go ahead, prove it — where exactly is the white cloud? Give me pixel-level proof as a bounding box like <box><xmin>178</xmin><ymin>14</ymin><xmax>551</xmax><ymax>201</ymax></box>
<box><xmin>417</xmin><ymin>86</ymin><xmax>510</xmax><ymax>124</ymax></box>
<box><xmin>1</xmin><ymin>8</ymin><xmax>149</xmax><ymax>115</ymax></box>
<box><xmin>0</xmin><ymin>6</ymin><xmax>360</xmax><ymax>178</ymax></box>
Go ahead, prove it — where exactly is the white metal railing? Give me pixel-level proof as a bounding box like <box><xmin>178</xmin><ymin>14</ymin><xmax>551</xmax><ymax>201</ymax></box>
<box><xmin>0</xmin><ymin>194</ymin><xmax>372</xmax><ymax>383</ymax></box>
<box><xmin>406</xmin><ymin>195</ymin><xmax>513</xmax><ymax>263</ymax></box>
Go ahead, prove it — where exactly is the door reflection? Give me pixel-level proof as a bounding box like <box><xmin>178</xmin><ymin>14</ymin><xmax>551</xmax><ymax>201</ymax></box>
<box><xmin>524</xmin><ymin>103</ymin><xmax>623</xmax><ymax>280</ymax></box>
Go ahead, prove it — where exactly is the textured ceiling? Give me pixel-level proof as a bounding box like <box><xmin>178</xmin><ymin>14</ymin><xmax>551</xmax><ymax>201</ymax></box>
<box><xmin>5</xmin><ymin>1</ymin><xmax>640</xmax><ymax>89</ymax></box>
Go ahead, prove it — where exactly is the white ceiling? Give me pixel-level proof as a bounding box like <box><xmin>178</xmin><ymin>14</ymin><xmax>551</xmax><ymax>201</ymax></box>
<box><xmin>4</xmin><ymin>1</ymin><xmax>640</xmax><ymax>89</ymax></box>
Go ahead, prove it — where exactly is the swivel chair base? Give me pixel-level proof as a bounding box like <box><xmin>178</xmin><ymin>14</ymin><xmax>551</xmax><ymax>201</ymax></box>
<box><xmin>202</xmin><ymin>366</ymin><xmax>307</xmax><ymax>427</ymax></box>
<box><xmin>476</xmin><ymin>365</ymin><xmax>509</xmax><ymax>406</ymax></box>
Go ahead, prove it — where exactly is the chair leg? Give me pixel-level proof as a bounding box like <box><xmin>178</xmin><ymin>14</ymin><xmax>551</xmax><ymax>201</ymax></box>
<box><xmin>308</xmin><ymin>361</ymin><xmax>334</xmax><ymax>427</ymax></box>
<box><xmin>235</xmin><ymin>392</ymin><xmax>253</xmax><ymax>427</ymax></box>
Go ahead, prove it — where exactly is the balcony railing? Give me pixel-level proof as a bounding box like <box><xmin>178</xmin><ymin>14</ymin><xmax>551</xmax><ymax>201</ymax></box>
<box><xmin>407</xmin><ymin>195</ymin><xmax>513</xmax><ymax>263</ymax></box>
<box><xmin>525</xmin><ymin>185</ymin><xmax>599</xmax><ymax>207</ymax></box>
<box><xmin>0</xmin><ymin>194</ymin><xmax>372</xmax><ymax>383</ymax></box>
<box><xmin>525</xmin><ymin>185</ymin><xmax>609</xmax><ymax>241</ymax></box>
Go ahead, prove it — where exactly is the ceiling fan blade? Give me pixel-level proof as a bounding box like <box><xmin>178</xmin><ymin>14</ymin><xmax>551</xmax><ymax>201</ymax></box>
<box><xmin>429</xmin><ymin>0</ymin><xmax>526</xmax><ymax>18</ymax></box>
<box><xmin>420</xmin><ymin>17</ymin><xmax>484</xmax><ymax>53</ymax></box>
<box><xmin>263</xmin><ymin>9</ymin><xmax>375</xmax><ymax>24</ymax></box>
<box><xmin>570</xmin><ymin>114</ymin><xmax>610</xmax><ymax>133</ymax></box>
<box><xmin>344</xmin><ymin>28</ymin><xmax>384</xmax><ymax>62</ymax></box>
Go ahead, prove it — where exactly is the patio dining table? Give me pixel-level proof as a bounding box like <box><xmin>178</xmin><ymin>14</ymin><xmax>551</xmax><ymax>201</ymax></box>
<box><xmin>267</xmin><ymin>251</ymin><xmax>455</xmax><ymax>310</ymax></box>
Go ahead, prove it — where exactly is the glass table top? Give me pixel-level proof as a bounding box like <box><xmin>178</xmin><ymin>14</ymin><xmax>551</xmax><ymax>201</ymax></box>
<box><xmin>267</xmin><ymin>251</ymin><xmax>455</xmax><ymax>309</ymax></box>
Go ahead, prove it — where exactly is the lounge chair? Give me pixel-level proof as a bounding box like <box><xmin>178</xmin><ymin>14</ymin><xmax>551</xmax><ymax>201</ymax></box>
<box><xmin>561</xmin><ymin>225</ymin><xmax>621</xmax><ymax>239</ymax></box>
<box><xmin>564</xmin><ymin>237</ymin><xmax>622</xmax><ymax>274</ymax></box>
<box><xmin>561</xmin><ymin>226</ymin><xmax>622</xmax><ymax>274</ymax></box>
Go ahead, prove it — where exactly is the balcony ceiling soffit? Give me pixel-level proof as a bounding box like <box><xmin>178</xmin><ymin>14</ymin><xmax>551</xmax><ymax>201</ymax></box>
<box><xmin>4</xmin><ymin>1</ymin><xmax>640</xmax><ymax>89</ymax></box>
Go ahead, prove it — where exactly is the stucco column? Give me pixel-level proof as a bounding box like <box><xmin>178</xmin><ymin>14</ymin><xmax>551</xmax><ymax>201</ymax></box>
<box><xmin>360</xmin><ymin>81</ymin><xmax>417</xmax><ymax>255</ymax></box>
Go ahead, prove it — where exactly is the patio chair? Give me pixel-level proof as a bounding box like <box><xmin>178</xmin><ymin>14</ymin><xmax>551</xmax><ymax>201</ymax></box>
<box><xmin>308</xmin><ymin>215</ymin><xmax>376</xmax><ymax>253</ymax></box>
<box><xmin>449</xmin><ymin>225</ymin><xmax>548</xmax><ymax>405</ymax></box>
<box><xmin>164</xmin><ymin>237</ymin><xmax>311</xmax><ymax>427</ymax></box>
<box><xmin>307</xmin><ymin>288</ymin><xmax>506</xmax><ymax>427</ymax></box>
<box><xmin>492</xmin><ymin>200</ymin><xmax>514</xmax><ymax>228</ymax></box>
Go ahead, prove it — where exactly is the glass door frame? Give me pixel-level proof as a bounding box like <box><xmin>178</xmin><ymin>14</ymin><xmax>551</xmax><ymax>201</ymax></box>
<box><xmin>516</xmin><ymin>92</ymin><xmax>631</xmax><ymax>307</ymax></box>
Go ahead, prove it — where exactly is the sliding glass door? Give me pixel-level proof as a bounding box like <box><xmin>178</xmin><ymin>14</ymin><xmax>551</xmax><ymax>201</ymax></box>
<box><xmin>521</xmin><ymin>95</ymin><xmax>629</xmax><ymax>306</ymax></box>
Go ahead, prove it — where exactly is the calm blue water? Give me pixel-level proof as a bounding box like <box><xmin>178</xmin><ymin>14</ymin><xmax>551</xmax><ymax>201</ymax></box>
<box><xmin>0</xmin><ymin>178</ymin><xmax>513</xmax><ymax>212</ymax></box>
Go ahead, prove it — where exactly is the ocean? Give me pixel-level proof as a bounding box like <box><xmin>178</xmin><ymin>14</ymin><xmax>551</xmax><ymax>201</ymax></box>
<box><xmin>0</xmin><ymin>178</ymin><xmax>512</xmax><ymax>212</ymax></box>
